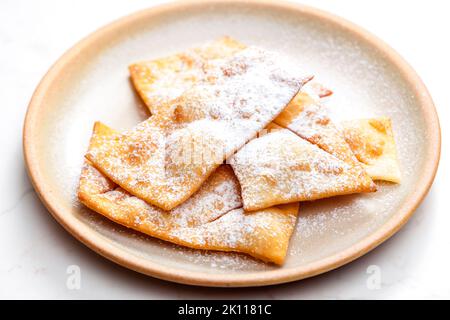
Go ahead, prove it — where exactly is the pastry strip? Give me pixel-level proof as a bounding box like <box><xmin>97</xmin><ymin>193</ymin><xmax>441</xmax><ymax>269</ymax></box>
<box><xmin>273</xmin><ymin>91</ymin><xmax>359</xmax><ymax>164</ymax></box>
<box><xmin>79</xmin><ymin>123</ymin><xmax>299</xmax><ymax>265</ymax></box>
<box><xmin>341</xmin><ymin>117</ymin><xmax>401</xmax><ymax>183</ymax></box>
<box><xmin>230</xmin><ymin>127</ymin><xmax>376</xmax><ymax>211</ymax></box>
<box><xmin>86</xmin><ymin>47</ymin><xmax>308</xmax><ymax>210</ymax></box>
<box><xmin>129</xmin><ymin>36</ymin><xmax>246</xmax><ymax>115</ymax></box>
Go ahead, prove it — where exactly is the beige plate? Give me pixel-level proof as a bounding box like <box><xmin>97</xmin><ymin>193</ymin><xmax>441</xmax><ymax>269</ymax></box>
<box><xmin>23</xmin><ymin>0</ymin><xmax>440</xmax><ymax>287</ymax></box>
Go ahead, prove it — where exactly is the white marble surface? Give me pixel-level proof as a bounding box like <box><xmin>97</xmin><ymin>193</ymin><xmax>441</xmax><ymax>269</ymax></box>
<box><xmin>0</xmin><ymin>0</ymin><xmax>448</xmax><ymax>299</ymax></box>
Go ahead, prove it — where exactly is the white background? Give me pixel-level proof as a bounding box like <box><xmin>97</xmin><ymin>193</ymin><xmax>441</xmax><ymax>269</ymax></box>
<box><xmin>0</xmin><ymin>0</ymin><xmax>448</xmax><ymax>299</ymax></box>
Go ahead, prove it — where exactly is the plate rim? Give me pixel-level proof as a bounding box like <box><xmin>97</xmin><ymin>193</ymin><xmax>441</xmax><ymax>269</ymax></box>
<box><xmin>23</xmin><ymin>0</ymin><xmax>441</xmax><ymax>287</ymax></box>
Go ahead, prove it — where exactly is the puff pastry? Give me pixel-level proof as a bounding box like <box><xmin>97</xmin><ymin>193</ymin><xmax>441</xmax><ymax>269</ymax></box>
<box><xmin>86</xmin><ymin>47</ymin><xmax>307</xmax><ymax>210</ymax></box>
<box><xmin>341</xmin><ymin>117</ymin><xmax>401</xmax><ymax>183</ymax></box>
<box><xmin>230</xmin><ymin>127</ymin><xmax>376</xmax><ymax>211</ymax></box>
<box><xmin>79</xmin><ymin>122</ymin><xmax>299</xmax><ymax>264</ymax></box>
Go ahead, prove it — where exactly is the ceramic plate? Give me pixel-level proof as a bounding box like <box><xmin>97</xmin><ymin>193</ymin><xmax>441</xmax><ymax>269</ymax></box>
<box><xmin>23</xmin><ymin>0</ymin><xmax>440</xmax><ymax>287</ymax></box>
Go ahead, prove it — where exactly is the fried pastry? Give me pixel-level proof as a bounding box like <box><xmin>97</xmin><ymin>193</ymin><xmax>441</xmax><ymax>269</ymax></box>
<box><xmin>129</xmin><ymin>36</ymin><xmax>246</xmax><ymax>115</ymax></box>
<box><xmin>230</xmin><ymin>128</ymin><xmax>376</xmax><ymax>211</ymax></box>
<box><xmin>86</xmin><ymin>47</ymin><xmax>308</xmax><ymax>210</ymax></box>
<box><xmin>169</xmin><ymin>204</ymin><xmax>298</xmax><ymax>265</ymax></box>
<box><xmin>341</xmin><ymin>117</ymin><xmax>401</xmax><ymax>183</ymax></box>
<box><xmin>79</xmin><ymin>123</ymin><xmax>299</xmax><ymax>265</ymax></box>
<box><xmin>130</xmin><ymin>36</ymin><xmax>350</xmax><ymax>166</ymax></box>
<box><xmin>274</xmin><ymin>91</ymin><xmax>359</xmax><ymax>164</ymax></box>
<box><xmin>80</xmin><ymin>123</ymin><xmax>243</xmax><ymax>228</ymax></box>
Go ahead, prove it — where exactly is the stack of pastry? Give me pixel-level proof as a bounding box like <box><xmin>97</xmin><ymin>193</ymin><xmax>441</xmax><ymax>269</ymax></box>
<box><xmin>78</xmin><ymin>37</ymin><xmax>401</xmax><ymax>265</ymax></box>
